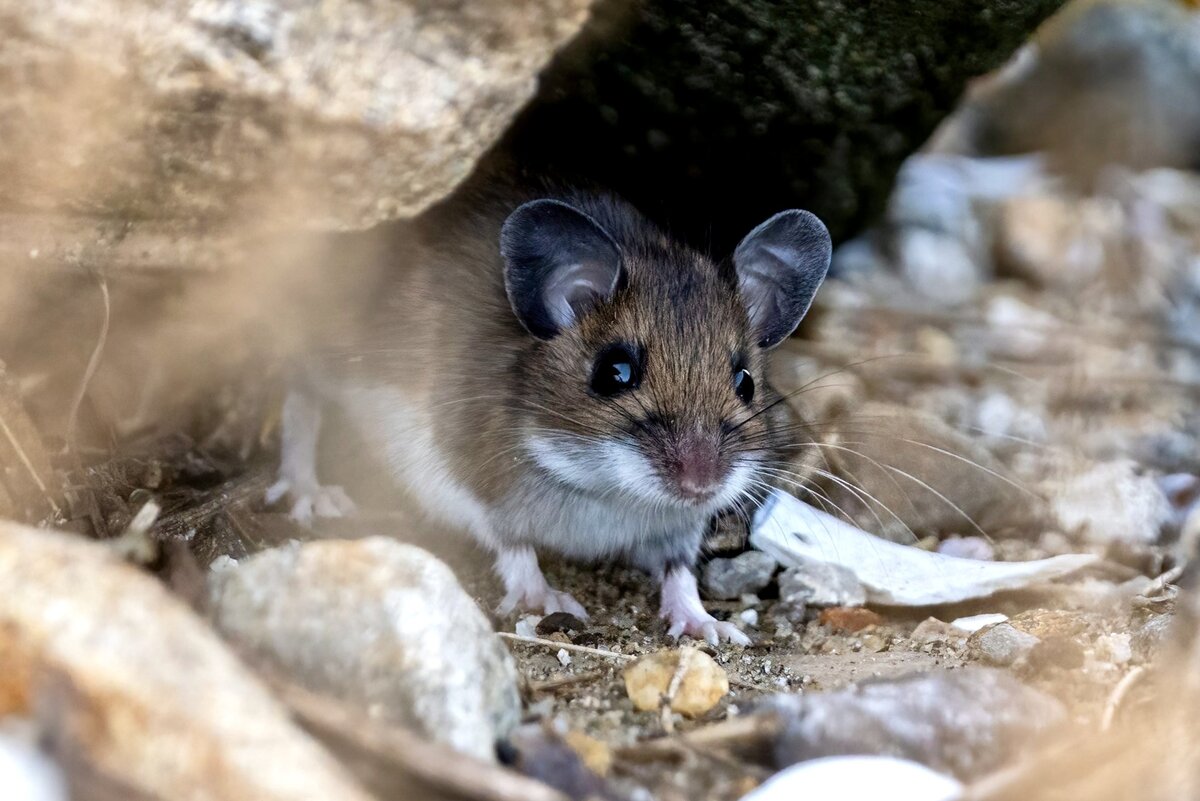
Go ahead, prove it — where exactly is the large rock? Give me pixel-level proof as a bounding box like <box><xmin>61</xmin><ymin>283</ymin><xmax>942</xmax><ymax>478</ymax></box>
<box><xmin>505</xmin><ymin>0</ymin><xmax>1064</xmax><ymax>251</ymax></box>
<box><xmin>208</xmin><ymin>538</ymin><xmax>522</xmax><ymax>761</ymax></box>
<box><xmin>0</xmin><ymin>521</ymin><xmax>372</xmax><ymax>801</ymax></box>
<box><xmin>0</xmin><ymin>0</ymin><xmax>592</xmax><ymax>228</ymax></box>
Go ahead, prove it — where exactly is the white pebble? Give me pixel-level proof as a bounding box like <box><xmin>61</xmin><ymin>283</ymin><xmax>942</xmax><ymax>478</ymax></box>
<box><xmin>515</xmin><ymin>615</ymin><xmax>540</xmax><ymax>638</ymax></box>
<box><xmin>950</xmin><ymin>613</ymin><xmax>1008</xmax><ymax>633</ymax></box>
<box><xmin>739</xmin><ymin>608</ymin><xmax>760</xmax><ymax>627</ymax></box>
<box><xmin>556</xmin><ymin>648</ymin><xmax>572</xmax><ymax>667</ymax></box>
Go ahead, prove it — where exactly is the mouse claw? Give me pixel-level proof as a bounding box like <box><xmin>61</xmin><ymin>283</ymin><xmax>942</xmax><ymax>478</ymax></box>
<box><xmin>265</xmin><ymin>478</ymin><xmax>357</xmax><ymax>526</ymax></box>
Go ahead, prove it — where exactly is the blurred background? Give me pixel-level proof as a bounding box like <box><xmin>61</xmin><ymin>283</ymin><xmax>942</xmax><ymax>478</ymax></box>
<box><xmin>2</xmin><ymin>1</ymin><xmax>1200</xmax><ymax>800</ymax></box>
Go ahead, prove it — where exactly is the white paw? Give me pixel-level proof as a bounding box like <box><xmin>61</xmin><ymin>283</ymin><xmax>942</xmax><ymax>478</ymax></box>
<box><xmin>663</xmin><ymin>611</ymin><xmax>751</xmax><ymax>647</ymax></box>
<box><xmin>265</xmin><ymin>478</ymin><xmax>356</xmax><ymax>525</ymax></box>
<box><xmin>497</xmin><ymin>586</ymin><xmax>590</xmax><ymax>622</ymax></box>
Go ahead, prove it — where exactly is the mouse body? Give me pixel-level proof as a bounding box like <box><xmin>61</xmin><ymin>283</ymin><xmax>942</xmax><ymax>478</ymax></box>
<box><xmin>269</xmin><ymin>186</ymin><xmax>831</xmax><ymax>644</ymax></box>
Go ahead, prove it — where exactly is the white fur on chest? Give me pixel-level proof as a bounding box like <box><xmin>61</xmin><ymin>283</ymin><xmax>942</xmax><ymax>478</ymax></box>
<box><xmin>337</xmin><ymin>385</ymin><xmax>498</xmax><ymax>548</ymax></box>
<box><xmin>334</xmin><ymin>386</ymin><xmax>713</xmax><ymax>564</ymax></box>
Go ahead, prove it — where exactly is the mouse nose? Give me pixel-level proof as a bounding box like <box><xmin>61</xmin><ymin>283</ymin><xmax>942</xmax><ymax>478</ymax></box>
<box><xmin>669</xmin><ymin>433</ymin><xmax>724</xmax><ymax>501</ymax></box>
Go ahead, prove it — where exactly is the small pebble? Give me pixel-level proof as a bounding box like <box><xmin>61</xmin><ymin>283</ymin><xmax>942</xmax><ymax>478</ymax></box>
<box><xmin>1028</xmin><ymin>636</ymin><xmax>1085</xmax><ymax>670</ymax></box>
<box><xmin>1094</xmin><ymin>633</ymin><xmax>1128</xmax><ymax>666</ymax></box>
<box><xmin>739</xmin><ymin>608</ymin><xmax>760</xmax><ymax>627</ymax></box>
<box><xmin>968</xmin><ymin>623</ymin><xmax>1040</xmax><ymax>667</ymax></box>
<box><xmin>951</xmin><ymin>613</ymin><xmax>1008</xmax><ymax>633</ymax></box>
<box><xmin>537</xmin><ymin>612</ymin><xmax>588</xmax><ymax>636</ymax></box>
<box><xmin>910</xmin><ymin>617</ymin><xmax>964</xmax><ymax>645</ymax></box>
<box><xmin>515</xmin><ymin>615</ymin><xmax>541</xmax><ymax>638</ymax></box>
<box><xmin>556</xmin><ymin>649</ymin><xmax>572</xmax><ymax>667</ymax></box>
<box><xmin>779</xmin><ymin>557</ymin><xmax>866</xmax><ymax>608</ymax></box>
<box><xmin>701</xmin><ymin>551</ymin><xmax>779</xmax><ymax>600</ymax></box>
<box><xmin>819</xmin><ymin>607</ymin><xmax>883</xmax><ymax>633</ymax></box>
<box><xmin>623</xmin><ymin>648</ymin><xmax>729</xmax><ymax>717</ymax></box>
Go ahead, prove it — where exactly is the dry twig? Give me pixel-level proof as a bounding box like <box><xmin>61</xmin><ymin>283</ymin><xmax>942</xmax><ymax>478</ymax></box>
<box><xmin>270</xmin><ymin>677</ymin><xmax>569</xmax><ymax>801</ymax></box>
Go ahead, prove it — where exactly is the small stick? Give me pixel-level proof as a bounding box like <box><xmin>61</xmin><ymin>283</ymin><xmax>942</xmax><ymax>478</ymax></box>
<box><xmin>1100</xmin><ymin>665</ymin><xmax>1146</xmax><ymax>732</ymax></box>
<box><xmin>527</xmin><ymin>670</ymin><xmax>604</xmax><ymax>694</ymax></box>
<box><xmin>618</xmin><ymin>714</ymin><xmax>782</xmax><ymax>760</ymax></box>
<box><xmin>660</xmin><ymin>647</ymin><xmax>695</xmax><ymax>734</ymax></box>
<box><xmin>498</xmin><ymin>632</ymin><xmax>634</xmax><ymax>662</ymax></box>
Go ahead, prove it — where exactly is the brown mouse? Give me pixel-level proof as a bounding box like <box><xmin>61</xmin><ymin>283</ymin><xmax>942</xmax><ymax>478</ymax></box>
<box><xmin>268</xmin><ymin>187</ymin><xmax>831</xmax><ymax>644</ymax></box>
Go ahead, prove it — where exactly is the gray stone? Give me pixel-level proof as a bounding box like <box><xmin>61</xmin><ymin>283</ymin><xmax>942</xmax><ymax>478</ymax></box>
<box><xmin>968</xmin><ymin>623</ymin><xmax>1041</xmax><ymax>667</ymax></box>
<box><xmin>702</xmin><ymin>551</ymin><xmax>778</xmax><ymax>600</ymax></box>
<box><xmin>0</xmin><ymin>0</ymin><xmax>592</xmax><ymax>228</ymax></box>
<box><xmin>778</xmin><ymin>556</ymin><xmax>867</xmax><ymax>609</ymax></box>
<box><xmin>768</xmin><ymin>668</ymin><xmax>1066</xmax><ymax>780</ymax></box>
<box><xmin>209</xmin><ymin>537</ymin><xmax>521</xmax><ymax>761</ymax></box>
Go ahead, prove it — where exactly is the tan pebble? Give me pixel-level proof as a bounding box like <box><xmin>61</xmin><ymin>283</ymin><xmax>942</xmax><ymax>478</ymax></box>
<box><xmin>623</xmin><ymin>648</ymin><xmax>729</xmax><ymax>717</ymax></box>
<box><xmin>818</xmin><ymin>607</ymin><xmax>883</xmax><ymax>633</ymax></box>
<box><xmin>563</xmin><ymin>730</ymin><xmax>612</xmax><ymax>776</ymax></box>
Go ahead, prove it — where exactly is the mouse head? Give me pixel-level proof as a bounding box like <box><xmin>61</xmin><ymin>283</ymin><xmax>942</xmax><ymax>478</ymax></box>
<box><xmin>501</xmin><ymin>197</ymin><xmax>830</xmax><ymax>513</ymax></box>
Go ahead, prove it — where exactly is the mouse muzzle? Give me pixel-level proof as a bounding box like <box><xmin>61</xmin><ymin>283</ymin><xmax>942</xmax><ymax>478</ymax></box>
<box><xmin>665</xmin><ymin>431</ymin><xmax>728</xmax><ymax>503</ymax></box>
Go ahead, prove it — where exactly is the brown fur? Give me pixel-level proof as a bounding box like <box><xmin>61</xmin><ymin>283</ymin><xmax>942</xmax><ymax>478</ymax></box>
<box><xmin>334</xmin><ymin>188</ymin><xmax>793</xmax><ymax>530</ymax></box>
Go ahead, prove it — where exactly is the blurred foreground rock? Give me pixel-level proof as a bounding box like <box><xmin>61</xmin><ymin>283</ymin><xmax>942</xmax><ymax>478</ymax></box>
<box><xmin>767</xmin><ymin>668</ymin><xmax>1065</xmax><ymax>780</ymax></box>
<box><xmin>0</xmin><ymin>521</ymin><xmax>372</xmax><ymax>801</ymax></box>
<box><xmin>0</xmin><ymin>0</ymin><xmax>592</xmax><ymax>228</ymax></box>
<box><xmin>209</xmin><ymin>538</ymin><xmax>522</xmax><ymax>761</ymax></box>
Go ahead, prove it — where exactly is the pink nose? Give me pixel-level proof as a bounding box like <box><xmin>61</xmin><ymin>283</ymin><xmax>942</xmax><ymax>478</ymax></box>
<box><xmin>670</xmin><ymin>434</ymin><xmax>723</xmax><ymax>500</ymax></box>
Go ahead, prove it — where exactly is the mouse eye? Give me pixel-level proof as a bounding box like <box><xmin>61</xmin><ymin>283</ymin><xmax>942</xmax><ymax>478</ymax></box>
<box><xmin>590</xmin><ymin>344</ymin><xmax>642</xmax><ymax>397</ymax></box>
<box><xmin>734</xmin><ymin>368</ymin><xmax>755</xmax><ymax>404</ymax></box>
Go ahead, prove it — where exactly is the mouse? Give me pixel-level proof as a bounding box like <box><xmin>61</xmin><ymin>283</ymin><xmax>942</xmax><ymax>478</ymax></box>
<box><xmin>266</xmin><ymin>186</ymin><xmax>832</xmax><ymax>645</ymax></box>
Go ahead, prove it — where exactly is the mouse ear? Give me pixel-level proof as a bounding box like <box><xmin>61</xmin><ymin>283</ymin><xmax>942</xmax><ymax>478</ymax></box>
<box><xmin>501</xmin><ymin>199</ymin><xmax>623</xmax><ymax>339</ymax></box>
<box><xmin>733</xmin><ymin>209</ymin><xmax>832</xmax><ymax>349</ymax></box>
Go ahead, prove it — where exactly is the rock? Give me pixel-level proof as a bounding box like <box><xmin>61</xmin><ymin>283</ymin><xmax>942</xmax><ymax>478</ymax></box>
<box><xmin>562</xmin><ymin>730</ymin><xmax>613</xmax><ymax>777</ymax></box>
<box><xmin>509</xmin><ymin>0</ymin><xmax>1061</xmax><ymax>251</ymax></box>
<box><xmin>701</xmin><ymin>551</ymin><xmax>778</xmax><ymax>600</ymax></box>
<box><xmin>623</xmin><ymin>648</ymin><xmax>729</xmax><ymax>718</ymax></box>
<box><xmin>996</xmin><ymin>194</ymin><xmax>1119</xmax><ymax>289</ymax></box>
<box><xmin>0</xmin><ymin>721</ymin><xmax>65</xmax><ymax>801</ymax></box>
<box><xmin>740</xmin><ymin>756</ymin><xmax>962</xmax><ymax>801</ymax></box>
<box><xmin>819</xmin><ymin>607</ymin><xmax>884</xmax><ymax>634</ymax></box>
<box><xmin>811</xmin><ymin>402</ymin><xmax>1043</xmax><ymax>542</ymax></box>
<box><xmin>0</xmin><ymin>0</ymin><xmax>592</xmax><ymax>228</ymax></box>
<box><xmin>537</xmin><ymin>612</ymin><xmax>589</xmax><ymax>636</ymax></box>
<box><xmin>950</xmin><ymin>614</ymin><xmax>1008</xmax><ymax>634</ymax></box>
<box><xmin>1093</xmin><ymin>633</ymin><xmax>1132</xmax><ymax>666</ymax></box>
<box><xmin>893</xmin><ymin>228</ymin><xmax>984</xmax><ymax>305</ymax></box>
<box><xmin>1027</xmin><ymin>636</ymin><xmax>1085</xmax><ymax>670</ymax></box>
<box><xmin>739</xmin><ymin>608</ymin><xmax>760</xmax><ymax>628</ymax></box>
<box><xmin>1132</xmin><ymin>610</ymin><xmax>1174</xmax><ymax>660</ymax></box>
<box><xmin>937</xmin><ymin>537</ymin><xmax>995</xmax><ymax>561</ymax></box>
<box><xmin>778</xmin><ymin>557</ymin><xmax>867</xmax><ymax>609</ymax></box>
<box><xmin>208</xmin><ymin>537</ymin><xmax>521</xmax><ymax>761</ymax></box>
<box><xmin>1046</xmin><ymin>460</ymin><xmax>1173</xmax><ymax>544</ymax></box>
<box><xmin>911</xmin><ymin>618</ymin><xmax>966</xmax><ymax>645</ymax></box>
<box><xmin>769</xmin><ymin>668</ymin><xmax>1066</xmax><ymax>780</ymax></box>
<box><xmin>930</xmin><ymin>0</ymin><xmax>1200</xmax><ymax>184</ymax></box>
<box><xmin>0</xmin><ymin>521</ymin><xmax>372</xmax><ymax>801</ymax></box>
<box><xmin>505</xmin><ymin>721</ymin><xmax>613</xmax><ymax>800</ymax></box>
<box><xmin>968</xmin><ymin>623</ymin><xmax>1041</xmax><ymax>667</ymax></box>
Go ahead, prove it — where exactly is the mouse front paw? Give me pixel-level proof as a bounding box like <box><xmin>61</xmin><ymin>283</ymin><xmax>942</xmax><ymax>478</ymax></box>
<box><xmin>659</xmin><ymin>564</ymin><xmax>750</xmax><ymax>646</ymax></box>
<box><xmin>662</xmin><ymin>609</ymin><xmax>751</xmax><ymax>647</ymax></box>
<box><xmin>497</xmin><ymin>585</ymin><xmax>590</xmax><ymax>622</ymax></box>
<box><xmin>264</xmin><ymin>477</ymin><xmax>357</xmax><ymax>525</ymax></box>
